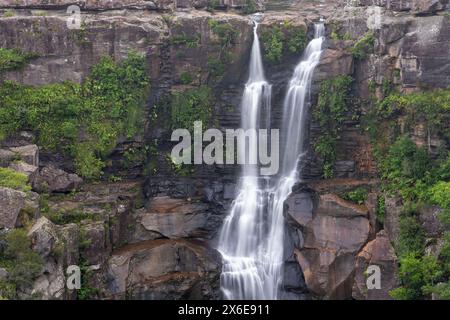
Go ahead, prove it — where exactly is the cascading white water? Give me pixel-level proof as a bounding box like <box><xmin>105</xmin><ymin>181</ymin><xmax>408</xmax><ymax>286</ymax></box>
<box><xmin>218</xmin><ymin>19</ymin><xmax>273</xmax><ymax>300</ymax></box>
<box><xmin>218</xmin><ymin>22</ymin><xmax>325</xmax><ymax>300</ymax></box>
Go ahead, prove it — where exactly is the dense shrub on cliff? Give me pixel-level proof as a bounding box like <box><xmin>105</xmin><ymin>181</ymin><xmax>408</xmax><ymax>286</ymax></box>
<box><xmin>170</xmin><ymin>86</ymin><xmax>213</xmax><ymax>131</ymax></box>
<box><xmin>0</xmin><ymin>52</ymin><xmax>149</xmax><ymax>180</ymax></box>
<box><xmin>313</xmin><ymin>75</ymin><xmax>353</xmax><ymax>178</ymax></box>
<box><xmin>260</xmin><ymin>21</ymin><xmax>307</xmax><ymax>64</ymax></box>
<box><xmin>0</xmin><ymin>167</ymin><xmax>31</xmax><ymax>192</ymax></box>
<box><xmin>351</xmin><ymin>31</ymin><xmax>375</xmax><ymax>59</ymax></box>
<box><xmin>0</xmin><ymin>229</ymin><xmax>43</xmax><ymax>299</ymax></box>
<box><xmin>207</xmin><ymin>19</ymin><xmax>240</xmax><ymax>80</ymax></box>
<box><xmin>0</xmin><ymin>48</ymin><xmax>38</xmax><ymax>73</ymax></box>
<box><xmin>363</xmin><ymin>87</ymin><xmax>450</xmax><ymax>299</ymax></box>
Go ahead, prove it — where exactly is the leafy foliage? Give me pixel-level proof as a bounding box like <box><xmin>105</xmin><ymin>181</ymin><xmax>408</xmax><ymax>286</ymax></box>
<box><xmin>0</xmin><ymin>229</ymin><xmax>43</xmax><ymax>298</ymax></box>
<box><xmin>171</xmin><ymin>32</ymin><xmax>201</xmax><ymax>48</ymax></box>
<box><xmin>207</xmin><ymin>20</ymin><xmax>239</xmax><ymax>80</ymax></box>
<box><xmin>390</xmin><ymin>253</ymin><xmax>442</xmax><ymax>300</ymax></box>
<box><xmin>0</xmin><ymin>167</ymin><xmax>31</xmax><ymax>192</ymax></box>
<box><xmin>369</xmin><ymin>88</ymin><xmax>450</xmax><ymax>300</ymax></box>
<box><xmin>377</xmin><ymin>89</ymin><xmax>450</xmax><ymax>139</ymax></box>
<box><xmin>0</xmin><ymin>52</ymin><xmax>149</xmax><ymax>180</ymax></box>
<box><xmin>397</xmin><ymin>213</ymin><xmax>425</xmax><ymax>258</ymax></box>
<box><xmin>340</xmin><ymin>187</ymin><xmax>368</xmax><ymax>205</ymax></box>
<box><xmin>179</xmin><ymin>71</ymin><xmax>194</xmax><ymax>85</ymax></box>
<box><xmin>351</xmin><ymin>31</ymin><xmax>375</xmax><ymax>59</ymax></box>
<box><xmin>376</xmin><ymin>195</ymin><xmax>386</xmax><ymax>224</ymax></box>
<box><xmin>429</xmin><ymin>181</ymin><xmax>450</xmax><ymax>228</ymax></box>
<box><xmin>0</xmin><ymin>48</ymin><xmax>38</xmax><ymax>73</ymax></box>
<box><xmin>313</xmin><ymin>75</ymin><xmax>353</xmax><ymax>178</ymax></box>
<box><xmin>76</xmin><ymin>259</ymin><xmax>100</xmax><ymax>300</ymax></box>
<box><xmin>260</xmin><ymin>22</ymin><xmax>307</xmax><ymax>64</ymax></box>
<box><xmin>380</xmin><ymin>137</ymin><xmax>431</xmax><ymax>200</ymax></box>
<box><xmin>170</xmin><ymin>86</ymin><xmax>213</xmax><ymax>131</ymax></box>
<box><xmin>242</xmin><ymin>0</ymin><xmax>258</xmax><ymax>14</ymax></box>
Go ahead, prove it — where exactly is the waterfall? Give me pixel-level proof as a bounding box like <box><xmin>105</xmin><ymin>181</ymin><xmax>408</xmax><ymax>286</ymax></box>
<box><xmin>218</xmin><ymin>22</ymin><xmax>325</xmax><ymax>300</ymax></box>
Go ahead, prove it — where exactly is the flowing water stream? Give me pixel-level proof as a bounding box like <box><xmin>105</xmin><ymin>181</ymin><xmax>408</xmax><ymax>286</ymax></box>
<box><xmin>218</xmin><ymin>20</ymin><xmax>325</xmax><ymax>300</ymax></box>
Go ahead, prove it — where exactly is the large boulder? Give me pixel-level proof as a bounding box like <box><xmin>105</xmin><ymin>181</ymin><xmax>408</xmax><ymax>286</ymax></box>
<box><xmin>9</xmin><ymin>161</ymin><xmax>39</xmax><ymax>185</ymax></box>
<box><xmin>33</xmin><ymin>165</ymin><xmax>82</xmax><ymax>193</ymax></box>
<box><xmin>31</xmin><ymin>261</ymin><xmax>66</xmax><ymax>300</ymax></box>
<box><xmin>79</xmin><ymin>221</ymin><xmax>108</xmax><ymax>266</ymax></box>
<box><xmin>27</xmin><ymin>217</ymin><xmax>80</xmax><ymax>299</ymax></box>
<box><xmin>133</xmin><ymin>196</ymin><xmax>220</xmax><ymax>241</ymax></box>
<box><xmin>287</xmin><ymin>192</ymin><xmax>370</xmax><ymax>299</ymax></box>
<box><xmin>352</xmin><ymin>230</ymin><xmax>398</xmax><ymax>300</ymax></box>
<box><xmin>28</xmin><ymin>217</ymin><xmax>59</xmax><ymax>259</ymax></box>
<box><xmin>105</xmin><ymin>239</ymin><xmax>221</xmax><ymax>299</ymax></box>
<box><xmin>9</xmin><ymin>145</ymin><xmax>39</xmax><ymax>167</ymax></box>
<box><xmin>0</xmin><ymin>187</ymin><xmax>26</xmax><ymax>229</ymax></box>
<box><xmin>0</xmin><ymin>149</ymin><xmax>15</xmax><ymax>167</ymax></box>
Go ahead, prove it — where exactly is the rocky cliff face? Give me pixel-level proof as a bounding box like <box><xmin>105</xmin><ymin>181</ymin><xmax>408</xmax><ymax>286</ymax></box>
<box><xmin>0</xmin><ymin>0</ymin><xmax>449</xmax><ymax>300</ymax></box>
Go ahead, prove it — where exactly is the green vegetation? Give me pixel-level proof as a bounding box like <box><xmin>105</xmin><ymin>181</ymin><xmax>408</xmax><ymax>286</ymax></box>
<box><xmin>396</xmin><ymin>206</ymin><xmax>426</xmax><ymax>257</ymax></box>
<box><xmin>171</xmin><ymin>32</ymin><xmax>201</xmax><ymax>48</ymax></box>
<box><xmin>362</xmin><ymin>86</ymin><xmax>450</xmax><ymax>299</ymax></box>
<box><xmin>377</xmin><ymin>89</ymin><xmax>450</xmax><ymax>139</ymax></box>
<box><xmin>390</xmin><ymin>252</ymin><xmax>442</xmax><ymax>300</ymax></box>
<box><xmin>179</xmin><ymin>71</ymin><xmax>194</xmax><ymax>85</ymax></box>
<box><xmin>430</xmin><ymin>181</ymin><xmax>450</xmax><ymax>227</ymax></box>
<box><xmin>313</xmin><ymin>75</ymin><xmax>353</xmax><ymax>178</ymax></box>
<box><xmin>2</xmin><ymin>10</ymin><xmax>15</xmax><ymax>18</ymax></box>
<box><xmin>351</xmin><ymin>31</ymin><xmax>375</xmax><ymax>59</ymax></box>
<box><xmin>242</xmin><ymin>0</ymin><xmax>258</xmax><ymax>14</ymax></box>
<box><xmin>0</xmin><ymin>48</ymin><xmax>38</xmax><ymax>73</ymax></box>
<box><xmin>0</xmin><ymin>167</ymin><xmax>31</xmax><ymax>192</ymax></box>
<box><xmin>206</xmin><ymin>0</ymin><xmax>220</xmax><ymax>13</ymax></box>
<box><xmin>207</xmin><ymin>20</ymin><xmax>239</xmax><ymax>80</ymax></box>
<box><xmin>380</xmin><ymin>137</ymin><xmax>431</xmax><ymax>200</ymax></box>
<box><xmin>261</xmin><ymin>27</ymin><xmax>283</xmax><ymax>64</ymax></box>
<box><xmin>0</xmin><ymin>52</ymin><xmax>149</xmax><ymax>180</ymax></box>
<box><xmin>170</xmin><ymin>86</ymin><xmax>213</xmax><ymax>131</ymax></box>
<box><xmin>260</xmin><ymin>22</ymin><xmax>307</xmax><ymax>64</ymax></box>
<box><xmin>0</xmin><ymin>229</ymin><xmax>43</xmax><ymax>299</ymax></box>
<box><xmin>76</xmin><ymin>257</ymin><xmax>99</xmax><ymax>300</ymax></box>
<box><xmin>340</xmin><ymin>187</ymin><xmax>368</xmax><ymax>205</ymax></box>
<box><xmin>207</xmin><ymin>57</ymin><xmax>226</xmax><ymax>79</ymax></box>
<box><xmin>43</xmin><ymin>208</ymin><xmax>98</xmax><ymax>226</ymax></box>
<box><xmin>330</xmin><ymin>31</ymin><xmax>352</xmax><ymax>41</ymax></box>
<box><xmin>166</xmin><ymin>153</ymin><xmax>195</xmax><ymax>177</ymax></box>
<box><xmin>376</xmin><ymin>195</ymin><xmax>385</xmax><ymax>224</ymax></box>
<box><xmin>209</xmin><ymin>20</ymin><xmax>239</xmax><ymax>49</ymax></box>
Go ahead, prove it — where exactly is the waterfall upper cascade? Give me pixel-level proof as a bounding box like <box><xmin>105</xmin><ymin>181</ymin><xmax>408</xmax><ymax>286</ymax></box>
<box><xmin>218</xmin><ymin>22</ymin><xmax>325</xmax><ymax>300</ymax></box>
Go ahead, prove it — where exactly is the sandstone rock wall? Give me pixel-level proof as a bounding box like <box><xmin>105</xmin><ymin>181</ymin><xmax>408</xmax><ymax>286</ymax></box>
<box><xmin>1</xmin><ymin>0</ymin><xmax>448</xmax><ymax>300</ymax></box>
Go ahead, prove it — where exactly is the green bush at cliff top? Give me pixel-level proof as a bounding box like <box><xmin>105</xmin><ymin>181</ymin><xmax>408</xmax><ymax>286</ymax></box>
<box><xmin>0</xmin><ymin>52</ymin><xmax>149</xmax><ymax>180</ymax></box>
<box><xmin>260</xmin><ymin>22</ymin><xmax>307</xmax><ymax>64</ymax></box>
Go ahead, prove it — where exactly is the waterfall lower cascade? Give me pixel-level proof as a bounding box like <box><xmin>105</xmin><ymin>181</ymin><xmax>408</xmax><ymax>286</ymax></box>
<box><xmin>218</xmin><ymin>22</ymin><xmax>325</xmax><ymax>300</ymax></box>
